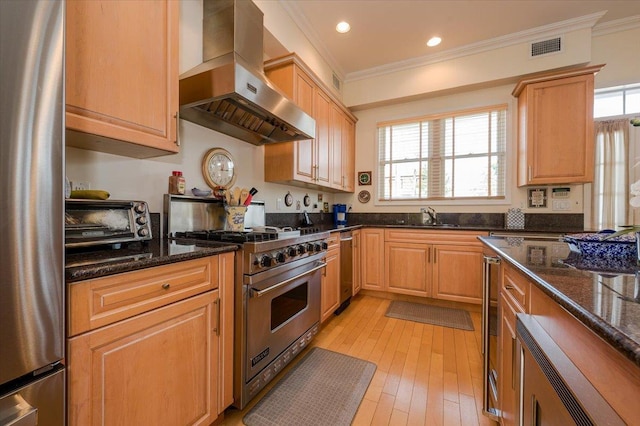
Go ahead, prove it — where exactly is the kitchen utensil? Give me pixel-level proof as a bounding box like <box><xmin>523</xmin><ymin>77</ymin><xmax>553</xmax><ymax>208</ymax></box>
<box><xmin>225</xmin><ymin>189</ymin><xmax>231</xmax><ymax>205</ymax></box>
<box><xmin>233</xmin><ymin>187</ymin><xmax>242</xmax><ymax>205</ymax></box>
<box><xmin>239</xmin><ymin>188</ymin><xmax>249</xmax><ymax>206</ymax></box>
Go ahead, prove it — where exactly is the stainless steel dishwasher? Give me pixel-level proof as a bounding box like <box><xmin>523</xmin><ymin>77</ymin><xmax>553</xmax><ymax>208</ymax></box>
<box><xmin>335</xmin><ymin>231</ymin><xmax>353</xmax><ymax>314</ymax></box>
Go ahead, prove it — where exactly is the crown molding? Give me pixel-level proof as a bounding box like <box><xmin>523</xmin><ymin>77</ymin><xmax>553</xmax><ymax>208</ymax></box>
<box><xmin>345</xmin><ymin>11</ymin><xmax>606</xmax><ymax>82</ymax></box>
<box><xmin>592</xmin><ymin>14</ymin><xmax>640</xmax><ymax>37</ymax></box>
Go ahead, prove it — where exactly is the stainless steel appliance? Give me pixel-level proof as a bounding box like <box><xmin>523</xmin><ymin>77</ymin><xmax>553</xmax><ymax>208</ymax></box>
<box><xmin>481</xmin><ymin>249</ymin><xmax>500</xmax><ymax>421</ymax></box>
<box><xmin>336</xmin><ymin>231</ymin><xmax>353</xmax><ymax>314</ymax></box>
<box><xmin>179</xmin><ymin>0</ymin><xmax>316</xmax><ymax>145</ymax></box>
<box><xmin>65</xmin><ymin>199</ymin><xmax>152</xmax><ymax>248</ymax></box>
<box><xmin>166</xmin><ymin>196</ymin><xmax>328</xmax><ymax>409</ymax></box>
<box><xmin>0</xmin><ymin>1</ymin><xmax>65</xmax><ymax>425</ymax></box>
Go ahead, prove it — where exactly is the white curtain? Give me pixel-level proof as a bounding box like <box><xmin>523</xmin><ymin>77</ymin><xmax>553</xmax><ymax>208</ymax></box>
<box><xmin>592</xmin><ymin>119</ymin><xmax>629</xmax><ymax>230</ymax></box>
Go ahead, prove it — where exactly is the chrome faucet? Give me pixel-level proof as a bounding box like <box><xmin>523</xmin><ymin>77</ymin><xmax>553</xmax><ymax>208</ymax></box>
<box><xmin>420</xmin><ymin>207</ymin><xmax>437</xmax><ymax>225</ymax></box>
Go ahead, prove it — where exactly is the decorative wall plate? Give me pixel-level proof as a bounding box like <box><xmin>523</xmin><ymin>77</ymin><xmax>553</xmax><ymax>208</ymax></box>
<box><xmin>284</xmin><ymin>191</ymin><xmax>293</xmax><ymax>207</ymax></box>
<box><xmin>358</xmin><ymin>190</ymin><xmax>371</xmax><ymax>203</ymax></box>
<box><xmin>303</xmin><ymin>194</ymin><xmax>311</xmax><ymax>207</ymax></box>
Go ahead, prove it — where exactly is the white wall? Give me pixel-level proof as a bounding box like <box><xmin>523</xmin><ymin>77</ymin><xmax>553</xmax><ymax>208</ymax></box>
<box><xmin>65</xmin><ymin>1</ymin><xmax>639</xmax><ymax>219</ymax></box>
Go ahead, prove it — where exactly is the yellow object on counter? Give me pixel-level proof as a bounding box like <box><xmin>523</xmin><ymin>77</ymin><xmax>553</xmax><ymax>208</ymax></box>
<box><xmin>69</xmin><ymin>190</ymin><xmax>110</xmax><ymax>200</ymax></box>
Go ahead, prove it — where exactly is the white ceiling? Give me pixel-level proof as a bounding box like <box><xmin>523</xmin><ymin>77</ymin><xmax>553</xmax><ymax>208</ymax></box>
<box><xmin>279</xmin><ymin>0</ymin><xmax>640</xmax><ymax>81</ymax></box>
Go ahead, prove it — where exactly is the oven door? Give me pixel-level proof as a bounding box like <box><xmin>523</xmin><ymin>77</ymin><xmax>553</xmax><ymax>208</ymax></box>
<box><xmin>244</xmin><ymin>256</ymin><xmax>325</xmax><ymax>381</ymax></box>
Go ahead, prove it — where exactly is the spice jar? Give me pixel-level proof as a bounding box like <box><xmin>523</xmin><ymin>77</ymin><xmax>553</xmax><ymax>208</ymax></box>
<box><xmin>168</xmin><ymin>171</ymin><xmax>185</xmax><ymax>195</ymax></box>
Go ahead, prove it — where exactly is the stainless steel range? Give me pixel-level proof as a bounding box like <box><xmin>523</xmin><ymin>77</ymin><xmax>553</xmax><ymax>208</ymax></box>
<box><xmin>165</xmin><ymin>195</ymin><xmax>328</xmax><ymax>409</ymax></box>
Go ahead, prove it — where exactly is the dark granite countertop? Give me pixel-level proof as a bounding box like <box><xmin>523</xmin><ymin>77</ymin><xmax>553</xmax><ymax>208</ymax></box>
<box><xmin>322</xmin><ymin>223</ymin><xmax>582</xmax><ymax>234</ymax></box>
<box><xmin>65</xmin><ymin>239</ymin><xmax>238</xmax><ymax>283</ymax></box>
<box><xmin>479</xmin><ymin>236</ymin><xmax>640</xmax><ymax>367</ymax></box>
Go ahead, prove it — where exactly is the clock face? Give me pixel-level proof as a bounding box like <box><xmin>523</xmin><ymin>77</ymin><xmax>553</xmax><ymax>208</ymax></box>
<box><xmin>202</xmin><ymin>148</ymin><xmax>237</xmax><ymax>190</ymax></box>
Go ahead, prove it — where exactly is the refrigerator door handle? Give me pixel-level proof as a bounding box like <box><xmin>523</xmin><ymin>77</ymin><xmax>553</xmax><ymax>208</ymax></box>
<box><xmin>0</xmin><ymin>393</ymin><xmax>38</xmax><ymax>426</ymax></box>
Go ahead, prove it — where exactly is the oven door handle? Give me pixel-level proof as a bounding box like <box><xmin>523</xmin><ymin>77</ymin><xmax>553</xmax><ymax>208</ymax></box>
<box><xmin>250</xmin><ymin>261</ymin><xmax>327</xmax><ymax>298</ymax></box>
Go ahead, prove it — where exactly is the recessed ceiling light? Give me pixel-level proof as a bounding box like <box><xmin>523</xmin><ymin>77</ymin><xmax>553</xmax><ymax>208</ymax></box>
<box><xmin>427</xmin><ymin>36</ymin><xmax>442</xmax><ymax>47</ymax></box>
<box><xmin>336</xmin><ymin>21</ymin><xmax>351</xmax><ymax>33</ymax></box>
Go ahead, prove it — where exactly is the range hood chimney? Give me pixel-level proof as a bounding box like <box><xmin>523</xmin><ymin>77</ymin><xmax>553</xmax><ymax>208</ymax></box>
<box><xmin>179</xmin><ymin>0</ymin><xmax>315</xmax><ymax>145</ymax></box>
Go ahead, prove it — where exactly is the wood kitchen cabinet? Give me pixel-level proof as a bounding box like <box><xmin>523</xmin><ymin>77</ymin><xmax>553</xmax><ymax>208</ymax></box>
<box><xmin>512</xmin><ymin>64</ymin><xmax>604</xmax><ymax>186</ymax></box>
<box><xmin>67</xmin><ymin>253</ymin><xmax>234</xmax><ymax>425</ymax></box>
<box><xmin>499</xmin><ymin>262</ymin><xmax>530</xmax><ymax>426</ymax></box>
<box><xmin>264</xmin><ymin>54</ymin><xmax>356</xmax><ymax>192</ymax></box>
<box><xmin>65</xmin><ymin>0</ymin><xmax>179</xmax><ymax>158</ymax></box>
<box><xmin>321</xmin><ymin>234</ymin><xmax>340</xmax><ymax>322</ymax></box>
<box><xmin>360</xmin><ymin>228</ymin><xmax>385</xmax><ymax>291</ymax></box>
<box><xmin>352</xmin><ymin>229</ymin><xmax>362</xmax><ymax>295</ymax></box>
<box><xmin>383</xmin><ymin>229</ymin><xmax>487</xmax><ymax>303</ymax></box>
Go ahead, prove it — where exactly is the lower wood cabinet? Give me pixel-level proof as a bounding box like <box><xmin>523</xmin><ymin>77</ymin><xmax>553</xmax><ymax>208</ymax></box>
<box><xmin>67</xmin><ymin>253</ymin><xmax>234</xmax><ymax>425</ymax></box>
<box><xmin>352</xmin><ymin>230</ymin><xmax>361</xmax><ymax>295</ymax></box>
<box><xmin>499</xmin><ymin>293</ymin><xmax>522</xmax><ymax>426</ymax></box>
<box><xmin>360</xmin><ymin>228</ymin><xmax>385</xmax><ymax>291</ymax></box>
<box><xmin>382</xmin><ymin>229</ymin><xmax>487</xmax><ymax>303</ymax></box>
<box><xmin>321</xmin><ymin>234</ymin><xmax>340</xmax><ymax>322</ymax></box>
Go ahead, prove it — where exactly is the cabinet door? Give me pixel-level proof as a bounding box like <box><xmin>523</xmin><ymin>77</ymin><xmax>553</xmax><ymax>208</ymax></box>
<box><xmin>217</xmin><ymin>252</ymin><xmax>235</xmax><ymax>414</ymax></box>
<box><xmin>294</xmin><ymin>70</ymin><xmax>316</xmax><ymax>183</ymax></box>
<box><xmin>361</xmin><ymin>229</ymin><xmax>385</xmax><ymax>291</ymax></box>
<box><xmin>330</xmin><ymin>103</ymin><xmax>344</xmax><ymax>189</ymax></box>
<box><xmin>65</xmin><ymin>0</ymin><xmax>179</xmax><ymax>157</ymax></box>
<box><xmin>314</xmin><ymin>90</ymin><xmax>331</xmax><ymax>185</ymax></box>
<box><xmin>342</xmin><ymin>118</ymin><xmax>356</xmax><ymax>192</ymax></box>
<box><xmin>432</xmin><ymin>244</ymin><xmax>483</xmax><ymax>304</ymax></box>
<box><xmin>68</xmin><ymin>291</ymin><xmax>219</xmax><ymax>426</ymax></box>
<box><xmin>385</xmin><ymin>242</ymin><xmax>430</xmax><ymax>297</ymax></box>
<box><xmin>518</xmin><ymin>73</ymin><xmax>595</xmax><ymax>186</ymax></box>
<box><xmin>352</xmin><ymin>230</ymin><xmax>361</xmax><ymax>295</ymax></box>
<box><xmin>321</xmin><ymin>246</ymin><xmax>340</xmax><ymax>322</ymax></box>
<box><xmin>499</xmin><ymin>294</ymin><xmax>522</xmax><ymax>426</ymax></box>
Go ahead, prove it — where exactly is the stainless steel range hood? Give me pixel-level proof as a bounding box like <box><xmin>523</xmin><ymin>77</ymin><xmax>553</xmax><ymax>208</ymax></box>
<box><xmin>179</xmin><ymin>0</ymin><xmax>315</xmax><ymax>145</ymax></box>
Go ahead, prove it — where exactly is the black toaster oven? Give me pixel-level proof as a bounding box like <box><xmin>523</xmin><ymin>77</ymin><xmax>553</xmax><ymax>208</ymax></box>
<box><xmin>65</xmin><ymin>199</ymin><xmax>152</xmax><ymax>248</ymax></box>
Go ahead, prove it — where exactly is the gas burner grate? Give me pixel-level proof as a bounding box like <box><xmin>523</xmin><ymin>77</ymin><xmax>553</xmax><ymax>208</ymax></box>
<box><xmin>173</xmin><ymin>230</ymin><xmax>278</xmax><ymax>243</ymax></box>
<box><xmin>299</xmin><ymin>227</ymin><xmax>320</xmax><ymax>235</ymax></box>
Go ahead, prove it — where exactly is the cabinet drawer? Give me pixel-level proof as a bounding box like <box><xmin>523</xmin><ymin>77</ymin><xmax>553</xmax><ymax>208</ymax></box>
<box><xmin>69</xmin><ymin>256</ymin><xmax>219</xmax><ymax>336</ymax></box>
<box><xmin>385</xmin><ymin>229</ymin><xmax>487</xmax><ymax>244</ymax></box>
<box><xmin>502</xmin><ymin>263</ymin><xmax>529</xmax><ymax>310</ymax></box>
<box><xmin>326</xmin><ymin>233</ymin><xmax>340</xmax><ymax>248</ymax></box>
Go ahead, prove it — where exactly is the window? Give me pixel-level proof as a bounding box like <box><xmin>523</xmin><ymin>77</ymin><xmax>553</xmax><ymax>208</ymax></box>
<box><xmin>594</xmin><ymin>84</ymin><xmax>640</xmax><ymax>118</ymax></box>
<box><xmin>377</xmin><ymin>105</ymin><xmax>507</xmax><ymax>201</ymax></box>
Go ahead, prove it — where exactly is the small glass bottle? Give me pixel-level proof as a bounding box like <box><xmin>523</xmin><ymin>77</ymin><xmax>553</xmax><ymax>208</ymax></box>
<box><xmin>168</xmin><ymin>171</ymin><xmax>185</xmax><ymax>195</ymax></box>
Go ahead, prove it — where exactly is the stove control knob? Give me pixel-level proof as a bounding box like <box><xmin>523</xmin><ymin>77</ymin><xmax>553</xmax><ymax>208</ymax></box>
<box><xmin>321</xmin><ymin>242</ymin><xmax>328</xmax><ymax>250</ymax></box>
<box><xmin>260</xmin><ymin>255</ymin><xmax>273</xmax><ymax>268</ymax></box>
<box><xmin>134</xmin><ymin>203</ymin><xmax>146</xmax><ymax>214</ymax></box>
<box><xmin>275</xmin><ymin>252</ymin><xmax>286</xmax><ymax>263</ymax></box>
<box><xmin>136</xmin><ymin>216</ymin><xmax>148</xmax><ymax>225</ymax></box>
<box><xmin>137</xmin><ymin>228</ymin><xmax>149</xmax><ymax>237</ymax></box>
<box><xmin>297</xmin><ymin>245</ymin><xmax>306</xmax><ymax>255</ymax></box>
<box><xmin>306</xmin><ymin>243</ymin><xmax>314</xmax><ymax>252</ymax></box>
<box><xmin>314</xmin><ymin>243</ymin><xmax>322</xmax><ymax>252</ymax></box>
<box><xmin>287</xmin><ymin>247</ymin><xmax>297</xmax><ymax>257</ymax></box>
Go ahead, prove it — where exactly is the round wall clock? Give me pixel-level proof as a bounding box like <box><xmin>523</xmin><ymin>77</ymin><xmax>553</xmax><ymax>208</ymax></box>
<box><xmin>303</xmin><ymin>194</ymin><xmax>311</xmax><ymax>207</ymax></box>
<box><xmin>202</xmin><ymin>148</ymin><xmax>236</xmax><ymax>190</ymax></box>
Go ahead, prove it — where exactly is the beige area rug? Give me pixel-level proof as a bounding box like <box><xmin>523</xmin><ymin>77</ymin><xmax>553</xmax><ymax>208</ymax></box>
<box><xmin>385</xmin><ymin>300</ymin><xmax>475</xmax><ymax>331</ymax></box>
<box><xmin>243</xmin><ymin>347</ymin><xmax>376</xmax><ymax>426</ymax></box>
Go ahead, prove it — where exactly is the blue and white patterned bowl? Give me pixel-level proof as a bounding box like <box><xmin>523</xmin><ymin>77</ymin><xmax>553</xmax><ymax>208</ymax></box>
<box><xmin>561</xmin><ymin>251</ymin><xmax>637</xmax><ymax>275</ymax></box>
<box><xmin>563</xmin><ymin>231</ymin><xmax>636</xmax><ymax>259</ymax></box>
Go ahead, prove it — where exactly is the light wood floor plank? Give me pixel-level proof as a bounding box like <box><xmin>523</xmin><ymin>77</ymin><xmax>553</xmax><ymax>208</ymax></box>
<box><xmin>220</xmin><ymin>294</ymin><xmax>498</xmax><ymax>426</ymax></box>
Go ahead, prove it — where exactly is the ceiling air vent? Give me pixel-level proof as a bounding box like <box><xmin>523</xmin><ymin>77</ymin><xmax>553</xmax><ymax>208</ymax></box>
<box><xmin>332</xmin><ymin>72</ymin><xmax>341</xmax><ymax>92</ymax></box>
<box><xmin>530</xmin><ymin>37</ymin><xmax>562</xmax><ymax>57</ymax></box>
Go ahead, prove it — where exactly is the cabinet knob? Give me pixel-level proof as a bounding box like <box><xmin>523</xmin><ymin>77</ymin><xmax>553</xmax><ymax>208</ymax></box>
<box><xmin>162</xmin><ymin>283</ymin><xmax>170</xmax><ymax>290</ymax></box>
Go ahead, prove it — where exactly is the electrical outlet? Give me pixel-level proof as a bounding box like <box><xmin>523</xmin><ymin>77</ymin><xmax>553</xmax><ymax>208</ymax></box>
<box><xmin>72</xmin><ymin>181</ymin><xmax>91</xmax><ymax>190</ymax></box>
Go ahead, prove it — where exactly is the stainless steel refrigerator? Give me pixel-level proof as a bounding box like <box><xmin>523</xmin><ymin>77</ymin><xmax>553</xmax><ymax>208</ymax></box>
<box><xmin>0</xmin><ymin>1</ymin><xmax>65</xmax><ymax>425</ymax></box>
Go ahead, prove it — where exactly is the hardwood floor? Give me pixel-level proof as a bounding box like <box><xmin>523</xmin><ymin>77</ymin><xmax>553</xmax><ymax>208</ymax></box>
<box><xmin>221</xmin><ymin>294</ymin><xmax>497</xmax><ymax>426</ymax></box>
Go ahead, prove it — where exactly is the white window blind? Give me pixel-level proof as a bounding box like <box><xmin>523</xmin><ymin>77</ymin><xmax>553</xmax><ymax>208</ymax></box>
<box><xmin>377</xmin><ymin>105</ymin><xmax>507</xmax><ymax>201</ymax></box>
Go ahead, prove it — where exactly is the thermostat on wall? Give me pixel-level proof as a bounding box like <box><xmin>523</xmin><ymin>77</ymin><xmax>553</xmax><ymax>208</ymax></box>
<box><xmin>552</xmin><ymin>187</ymin><xmax>571</xmax><ymax>198</ymax></box>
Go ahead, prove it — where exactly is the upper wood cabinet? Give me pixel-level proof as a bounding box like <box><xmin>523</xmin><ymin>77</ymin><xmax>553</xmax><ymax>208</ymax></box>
<box><xmin>65</xmin><ymin>0</ymin><xmax>179</xmax><ymax>158</ymax></box>
<box><xmin>264</xmin><ymin>54</ymin><xmax>357</xmax><ymax>192</ymax></box>
<box><xmin>512</xmin><ymin>64</ymin><xmax>604</xmax><ymax>186</ymax></box>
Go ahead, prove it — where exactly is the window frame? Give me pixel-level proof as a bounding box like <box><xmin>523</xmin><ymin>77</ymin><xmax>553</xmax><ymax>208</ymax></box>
<box><xmin>376</xmin><ymin>104</ymin><xmax>509</xmax><ymax>204</ymax></box>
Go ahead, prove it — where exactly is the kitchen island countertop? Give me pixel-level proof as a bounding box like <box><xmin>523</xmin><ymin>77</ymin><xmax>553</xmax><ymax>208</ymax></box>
<box><xmin>479</xmin><ymin>235</ymin><xmax>640</xmax><ymax>367</ymax></box>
